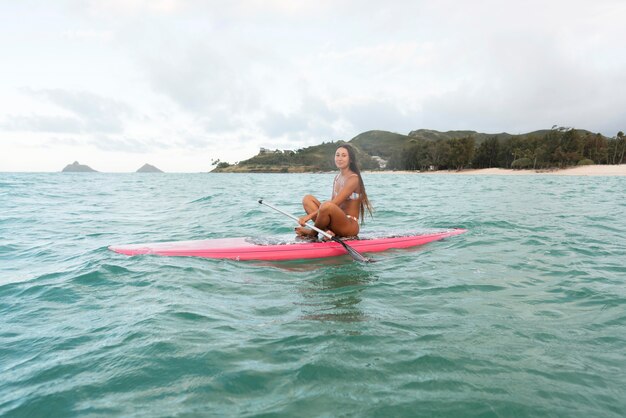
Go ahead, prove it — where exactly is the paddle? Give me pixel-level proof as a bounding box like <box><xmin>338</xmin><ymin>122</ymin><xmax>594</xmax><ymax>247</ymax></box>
<box><xmin>258</xmin><ymin>199</ymin><xmax>372</xmax><ymax>263</ymax></box>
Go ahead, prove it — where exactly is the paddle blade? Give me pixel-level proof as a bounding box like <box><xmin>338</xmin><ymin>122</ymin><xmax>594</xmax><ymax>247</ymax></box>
<box><xmin>332</xmin><ymin>237</ymin><xmax>373</xmax><ymax>263</ymax></box>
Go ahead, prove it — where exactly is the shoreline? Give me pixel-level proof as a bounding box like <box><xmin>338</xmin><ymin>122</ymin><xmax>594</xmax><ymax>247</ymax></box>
<box><xmin>3</xmin><ymin>165</ymin><xmax>624</xmax><ymax>176</ymax></box>
<box><xmin>365</xmin><ymin>165</ymin><xmax>626</xmax><ymax>176</ymax></box>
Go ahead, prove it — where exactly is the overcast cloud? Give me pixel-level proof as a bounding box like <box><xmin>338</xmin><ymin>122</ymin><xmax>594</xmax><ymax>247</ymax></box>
<box><xmin>1</xmin><ymin>0</ymin><xmax>625</xmax><ymax>171</ymax></box>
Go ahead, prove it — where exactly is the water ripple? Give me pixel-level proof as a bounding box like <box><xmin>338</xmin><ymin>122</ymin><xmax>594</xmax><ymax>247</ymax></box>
<box><xmin>1</xmin><ymin>173</ymin><xmax>625</xmax><ymax>417</ymax></box>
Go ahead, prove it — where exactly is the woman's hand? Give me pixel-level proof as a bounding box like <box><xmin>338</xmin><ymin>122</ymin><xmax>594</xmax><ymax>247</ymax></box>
<box><xmin>322</xmin><ymin>230</ymin><xmax>335</xmax><ymax>241</ymax></box>
<box><xmin>298</xmin><ymin>215</ymin><xmax>309</xmax><ymax>226</ymax></box>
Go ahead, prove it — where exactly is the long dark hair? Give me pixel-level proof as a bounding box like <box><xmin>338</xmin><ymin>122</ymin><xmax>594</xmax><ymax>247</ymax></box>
<box><xmin>337</xmin><ymin>144</ymin><xmax>373</xmax><ymax>222</ymax></box>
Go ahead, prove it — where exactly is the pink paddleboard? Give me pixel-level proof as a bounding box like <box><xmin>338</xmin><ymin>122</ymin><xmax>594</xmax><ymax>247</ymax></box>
<box><xmin>109</xmin><ymin>229</ymin><xmax>466</xmax><ymax>261</ymax></box>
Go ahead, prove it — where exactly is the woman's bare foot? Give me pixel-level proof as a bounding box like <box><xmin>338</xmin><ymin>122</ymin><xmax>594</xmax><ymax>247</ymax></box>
<box><xmin>295</xmin><ymin>226</ymin><xmax>318</xmax><ymax>239</ymax></box>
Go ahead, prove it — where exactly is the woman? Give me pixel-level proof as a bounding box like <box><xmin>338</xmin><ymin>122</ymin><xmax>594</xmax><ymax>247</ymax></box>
<box><xmin>296</xmin><ymin>144</ymin><xmax>373</xmax><ymax>239</ymax></box>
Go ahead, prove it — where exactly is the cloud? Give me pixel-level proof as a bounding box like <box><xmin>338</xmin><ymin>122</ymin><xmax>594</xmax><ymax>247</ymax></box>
<box><xmin>417</xmin><ymin>30</ymin><xmax>626</xmax><ymax>134</ymax></box>
<box><xmin>86</xmin><ymin>135</ymin><xmax>155</xmax><ymax>153</ymax></box>
<box><xmin>78</xmin><ymin>0</ymin><xmax>182</xmax><ymax>17</ymax></box>
<box><xmin>341</xmin><ymin>100</ymin><xmax>421</xmax><ymax>135</ymax></box>
<box><xmin>259</xmin><ymin>95</ymin><xmax>339</xmax><ymax>138</ymax></box>
<box><xmin>81</xmin><ymin>0</ymin><xmax>626</xmax><ymax>140</ymax></box>
<box><xmin>2</xmin><ymin>0</ymin><xmax>626</xmax><ymax>172</ymax></box>
<box><xmin>62</xmin><ymin>29</ymin><xmax>114</xmax><ymax>42</ymax></box>
<box><xmin>142</xmin><ymin>46</ymin><xmax>243</xmax><ymax>113</ymax></box>
<box><xmin>2</xmin><ymin>89</ymin><xmax>133</xmax><ymax>134</ymax></box>
<box><xmin>2</xmin><ymin>115</ymin><xmax>85</xmax><ymax>133</ymax></box>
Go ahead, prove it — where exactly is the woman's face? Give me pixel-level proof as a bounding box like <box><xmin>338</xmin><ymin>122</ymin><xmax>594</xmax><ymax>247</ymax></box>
<box><xmin>335</xmin><ymin>147</ymin><xmax>350</xmax><ymax>169</ymax></box>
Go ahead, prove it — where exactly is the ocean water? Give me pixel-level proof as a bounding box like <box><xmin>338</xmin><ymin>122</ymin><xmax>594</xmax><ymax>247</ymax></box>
<box><xmin>1</xmin><ymin>172</ymin><xmax>625</xmax><ymax>417</ymax></box>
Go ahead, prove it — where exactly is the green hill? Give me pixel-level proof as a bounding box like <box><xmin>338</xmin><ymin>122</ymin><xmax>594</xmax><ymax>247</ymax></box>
<box><xmin>349</xmin><ymin>130</ymin><xmax>412</xmax><ymax>159</ymax></box>
<box><xmin>213</xmin><ymin>140</ymin><xmax>380</xmax><ymax>173</ymax></box>
<box><xmin>212</xmin><ymin>128</ymin><xmax>619</xmax><ymax>172</ymax></box>
<box><xmin>409</xmin><ymin>129</ymin><xmax>515</xmax><ymax>145</ymax></box>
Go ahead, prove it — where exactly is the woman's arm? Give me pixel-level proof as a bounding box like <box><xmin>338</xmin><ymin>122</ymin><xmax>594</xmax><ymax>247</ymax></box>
<box><xmin>330</xmin><ymin>175</ymin><xmax>359</xmax><ymax>206</ymax></box>
<box><xmin>298</xmin><ymin>212</ymin><xmax>316</xmax><ymax>225</ymax></box>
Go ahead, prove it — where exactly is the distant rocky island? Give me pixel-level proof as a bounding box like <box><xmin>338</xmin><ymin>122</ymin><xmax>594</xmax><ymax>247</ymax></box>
<box><xmin>137</xmin><ymin>163</ymin><xmax>163</xmax><ymax>173</ymax></box>
<box><xmin>59</xmin><ymin>162</ymin><xmax>164</xmax><ymax>173</ymax></box>
<box><xmin>62</xmin><ymin>161</ymin><xmax>98</xmax><ymax>172</ymax></box>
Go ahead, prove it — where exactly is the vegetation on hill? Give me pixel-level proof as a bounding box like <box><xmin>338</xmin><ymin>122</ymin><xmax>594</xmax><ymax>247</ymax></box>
<box><xmin>213</xmin><ymin>140</ymin><xmax>379</xmax><ymax>172</ymax></box>
<box><xmin>212</xmin><ymin>128</ymin><xmax>625</xmax><ymax>173</ymax></box>
<box><xmin>390</xmin><ymin>127</ymin><xmax>625</xmax><ymax>171</ymax></box>
<box><xmin>408</xmin><ymin>129</ymin><xmax>515</xmax><ymax>145</ymax></box>
<box><xmin>349</xmin><ymin>131</ymin><xmax>413</xmax><ymax>159</ymax></box>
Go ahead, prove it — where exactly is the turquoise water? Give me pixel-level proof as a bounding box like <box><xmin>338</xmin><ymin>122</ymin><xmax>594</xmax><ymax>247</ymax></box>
<box><xmin>1</xmin><ymin>172</ymin><xmax>625</xmax><ymax>417</ymax></box>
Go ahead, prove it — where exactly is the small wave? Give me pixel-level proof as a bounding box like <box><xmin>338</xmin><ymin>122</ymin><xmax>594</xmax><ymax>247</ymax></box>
<box><xmin>421</xmin><ymin>284</ymin><xmax>507</xmax><ymax>295</ymax></box>
<box><xmin>3</xmin><ymin>172</ymin><xmax>626</xmax><ymax>418</ymax></box>
<box><xmin>170</xmin><ymin>311</ymin><xmax>216</xmax><ymax>322</ymax></box>
<box><xmin>188</xmin><ymin>195</ymin><xmax>214</xmax><ymax>204</ymax></box>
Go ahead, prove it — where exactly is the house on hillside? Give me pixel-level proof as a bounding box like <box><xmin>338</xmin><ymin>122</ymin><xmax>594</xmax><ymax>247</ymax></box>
<box><xmin>259</xmin><ymin>148</ymin><xmax>284</xmax><ymax>154</ymax></box>
<box><xmin>372</xmin><ymin>156</ymin><xmax>387</xmax><ymax>169</ymax></box>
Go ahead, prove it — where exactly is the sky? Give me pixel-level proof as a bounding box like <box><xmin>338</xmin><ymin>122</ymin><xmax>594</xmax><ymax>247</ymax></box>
<box><xmin>1</xmin><ymin>0</ymin><xmax>625</xmax><ymax>172</ymax></box>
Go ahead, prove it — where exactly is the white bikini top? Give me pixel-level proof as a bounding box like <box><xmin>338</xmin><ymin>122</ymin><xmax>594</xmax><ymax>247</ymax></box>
<box><xmin>333</xmin><ymin>174</ymin><xmax>360</xmax><ymax>201</ymax></box>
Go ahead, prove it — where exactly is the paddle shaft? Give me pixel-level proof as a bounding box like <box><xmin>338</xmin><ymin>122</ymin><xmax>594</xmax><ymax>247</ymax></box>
<box><xmin>258</xmin><ymin>199</ymin><xmax>333</xmax><ymax>239</ymax></box>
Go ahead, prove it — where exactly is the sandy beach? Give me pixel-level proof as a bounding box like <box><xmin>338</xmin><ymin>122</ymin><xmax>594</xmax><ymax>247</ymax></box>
<box><xmin>367</xmin><ymin>165</ymin><xmax>626</xmax><ymax>176</ymax></box>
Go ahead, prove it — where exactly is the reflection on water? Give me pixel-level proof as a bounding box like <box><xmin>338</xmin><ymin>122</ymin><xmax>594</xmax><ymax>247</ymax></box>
<box><xmin>296</xmin><ymin>264</ymin><xmax>376</xmax><ymax>323</ymax></box>
<box><xmin>255</xmin><ymin>254</ymin><xmax>356</xmax><ymax>271</ymax></box>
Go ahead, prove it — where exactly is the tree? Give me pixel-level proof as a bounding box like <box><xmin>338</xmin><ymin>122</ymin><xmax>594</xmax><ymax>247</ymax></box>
<box><xmin>473</xmin><ymin>137</ymin><xmax>499</xmax><ymax>168</ymax></box>
<box><xmin>543</xmin><ymin>127</ymin><xmax>565</xmax><ymax>167</ymax></box>
<box><xmin>613</xmin><ymin>131</ymin><xmax>626</xmax><ymax>164</ymax></box>
<box><xmin>429</xmin><ymin>140</ymin><xmax>451</xmax><ymax>170</ymax></box>
<box><xmin>497</xmin><ymin>138</ymin><xmax>515</xmax><ymax>168</ymax></box>
<box><xmin>447</xmin><ymin>136</ymin><xmax>475</xmax><ymax>170</ymax></box>
<box><xmin>617</xmin><ymin>131</ymin><xmax>626</xmax><ymax>164</ymax></box>
<box><xmin>583</xmin><ymin>133</ymin><xmax>608</xmax><ymax>164</ymax></box>
<box><xmin>560</xmin><ymin>129</ymin><xmax>583</xmax><ymax>166</ymax></box>
<box><xmin>386</xmin><ymin>150</ymin><xmax>404</xmax><ymax>170</ymax></box>
<box><xmin>510</xmin><ymin>135</ymin><xmax>544</xmax><ymax>168</ymax></box>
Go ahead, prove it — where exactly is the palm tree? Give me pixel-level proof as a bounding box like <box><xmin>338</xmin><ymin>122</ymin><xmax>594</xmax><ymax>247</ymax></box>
<box><xmin>612</xmin><ymin>131</ymin><xmax>624</xmax><ymax>164</ymax></box>
<box><xmin>618</xmin><ymin>131</ymin><xmax>625</xmax><ymax>164</ymax></box>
